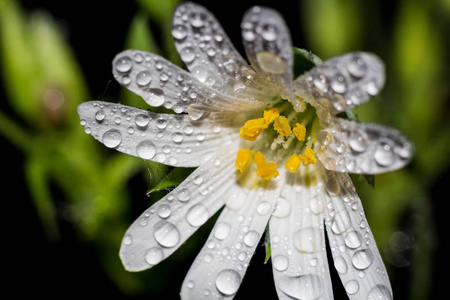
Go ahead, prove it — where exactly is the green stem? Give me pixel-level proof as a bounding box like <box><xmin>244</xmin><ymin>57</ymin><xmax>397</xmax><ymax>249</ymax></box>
<box><xmin>0</xmin><ymin>109</ymin><xmax>31</xmax><ymax>152</ymax></box>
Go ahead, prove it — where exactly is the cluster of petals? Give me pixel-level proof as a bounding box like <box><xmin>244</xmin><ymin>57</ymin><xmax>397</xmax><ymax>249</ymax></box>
<box><xmin>77</xmin><ymin>2</ymin><xmax>413</xmax><ymax>299</ymax></box>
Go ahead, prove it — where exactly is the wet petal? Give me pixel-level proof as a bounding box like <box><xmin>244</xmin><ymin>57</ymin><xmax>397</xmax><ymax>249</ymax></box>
<box><xmin>269</xmin><ymin>167</ymin><xmax>333</xmax><ymax>300</ymax></box>
<box><xmin>119</xmin><ymin>144</ymin><xmax>239</xmax><ymax>271</ymax></box>
<box><xmin>241</xmin><ymin>6</ymin><xmax>294</xmax><ymax>103</ymax></box>
<box><xmin>77</xmin><ymin>101</ymin><xmax>238</xmax><ymax>167</ymax></box>
<box><xmin>293</xmin><ymin>53</ymin><xmax>385</xmax><ymax>114</ymax></box>
<box><xmin>173</xmin><ymin>3</ymin><xmax>273</xmax><ymax>100</ymax></box>
<box><xmin>180</xmin><ymin>180</ymin><xmax>282</xmax><ymax>299</ymax></box>
<box><xmin>316</xmin><ymin>118</ymin><xmax>414</xmax><ymax>174</ymax></box>
<box><xmin>112</xmin><ymin>50</ymin><xmax>268</xmax><ymax>116</ymax></box>
<box><xmin>323</xmin><ymin>170</ymin><xmax>393</xmax><ymax>299</ymax></box>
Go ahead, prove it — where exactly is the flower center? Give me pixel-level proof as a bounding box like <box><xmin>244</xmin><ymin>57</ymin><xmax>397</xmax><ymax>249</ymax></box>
<box><xmin>235</xmin><ymin>100</ymin><xmax>318</xmax><ymax>180</ymax></box>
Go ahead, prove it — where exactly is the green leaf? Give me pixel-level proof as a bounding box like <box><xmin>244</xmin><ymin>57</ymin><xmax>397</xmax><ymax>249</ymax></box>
<box><xmin>293</xmin><ymin>47</ymin><xmax>322</xmax><ymax>78</ymax></box>
<box><xmin>147</xmin><ymin>166</ymin><xmax>194</xmax><ymax>194</ymax></box>
<box><xmin>264</xmin><ymin>227</ymin><xmax>271</xmax><ymax>264</ymax></box>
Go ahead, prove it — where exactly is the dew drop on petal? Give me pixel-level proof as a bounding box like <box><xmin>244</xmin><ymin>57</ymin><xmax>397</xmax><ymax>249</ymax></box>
<box><xmin>157</xmin><ymin>204</ymin><xmax>171</xmax><ymax>219</ymax></box>
<box><xmin>136</xmin><ymin>141</ymin><xmax>156</xmax><ymax>159</ymax></box>
<box><xmin>261</xmin><ymin>23</ymin><xmax>278</xmax><ymax>41</ymax></box>
<box><xmin>367</xmin><ymin>285</ymin><xmax>392</xmax><ymax>300</ymax></box>
<box><xmin>330</xmin><ymin>73</ymin><xmax>347</xmax><ymax>94</ymax></box>
<box><xmin>310</xmin><ymin>195</ymin><xmax>326</xmax><ymax>215</ymax></box>
<box><xmin>256</xmin><ymin>51</ymin><xmax>286</xmax><ymax>74</ymax></box>
<box><xmin>344</xmin><ymin>231</ymin><xmax>362</xmax><ymax>249</ymax></box>
<box><xmin>257</xmin><ymin>201</ymin><xmax>272</xmax><ymax>216</ymax></box>
<box><xmin>177</xmin><ymin>188</ymin><xmax>191</xmax><ymax>202</ymax></box>
<box><xmin>102</xmin><ymin>129</ymin><xmax>122</xmax><ymax>148</ymax></box>
<box><xmin>325</xmin><ymin>178</ymin><xmax>340</xmax><ymax>196</ymax></box>
<box><xmin>243</xmin><ymin>230</ymin><xmax>260</xmax><ymax>247</ymax></box>
<box><xmin>135</xmin><ymin>114</ymin><xmax>150</xmax><ymax>127</ymax></box>
<box><xmin>214</xmin><ymin>222</ymin><xmax>231</xmax><ymax>240</ymax></box>
<box><xmin>191</xmin><ymin>65</ymin><xmax>208</xmax><ymax>83</ymax></box>
<box><xmin>172</xmin><ymin>24</ymin><xmax>188</xmax><ymax>40</ymax></box>
<box><xmin>136</xmin><ymin>71</ymin><xmax>152</xmax><ymax>87</ymax></box>
<box><xmin>115</xmin><ymin>56</ymin><xmax>133</xmax><ymax>73</ymax></box>
<box><xmin>352</xmin><ymin>249</ymin><xmax>373</xmax><ymax>270</ymax></box>
<box><xmin>292</xmin><ymin>227</ymin><xmax>323</xmax><ymax>253</ymax></box>
<box><xmin>348</xmin><ymin>55</ymin><xmax>367</xmax><ymax>78</ymax></box>
<box><xmin>334</xmin><ymin>256</ymin><xmax>348</xmax><ymax>274</ymax></box>
<box><xmin>180</xmin><ymin>46</ymin><xmax>196</xmax><ymax>63</ymax></box>
<box><xmin>215</xmin><ymin>269</ymin><xmax>241</xmax><ymax>296</ymax></box>
<box><xmin>374</xmin><ymin>141</ymin><xmax>396</xmax><ymax>167</ymax></box>
<box><xmin>345</xmin><ymin>280</ymin><xmax>360</xmax><ymax>295</ymax></box>
<box><xmin>317</xmin><ymin>130</ymin><xmax>333</xmax><ymax>146</ymax></box>
<box><xmin>145</xmin><ymin>247</ymin><xmax>164</xmax><ymax>265</ymax></box>
<box><xmin>272</xmin><ymin>255</ymin><xmax>289</xmax><ymax>272</ymax></box>
<box><xmin>123</xmin><ymin>234</ymin><xmax>133</xmax><ymax>246</ymax></box>
<box><xmin>147</xmin><ymin>88</ymin><xmax>165</xmax><ymax>107</ymax></box>
<box><xmin>349</xmin><ymin>130</ymin><xmax>368</xmax><ymax>153</ymax></box>
<box><xmin>153</xmin><ymin>220</ymin><xmax>180</xmax><ymax>248</ymax></box>
<box><xmin>278</xmin><ymin>274</ymin><xmax>324</xmax><ymax>300</ymax></box>
<box><xmin>95</xmin><ymin>110</ymin><xmax>105</xmax><ymax>122</ymax></box>
<box><xmin>186</xmin><ymin>203</ymin><xmax>209</xmax><ymax>227</ymax></box>
<box><xmin>273</xmin><ymin>196</ymin><xmax>291</xmax><ymax>218</ymax></box>
<box><xmin>331</xmin><ymin>210</ymin><xmax>351</xmax><ymax>234</ymax></box>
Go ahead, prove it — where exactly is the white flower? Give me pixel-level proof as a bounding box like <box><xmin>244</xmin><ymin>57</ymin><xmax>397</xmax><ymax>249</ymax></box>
<box><xmin>77</xmin><ymin>3</ymin><xmax>413</xmax><ymax>299</ymax></box>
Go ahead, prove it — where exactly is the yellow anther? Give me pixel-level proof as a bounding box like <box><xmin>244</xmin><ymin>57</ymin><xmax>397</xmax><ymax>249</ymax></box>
<box><xmin>240</xmin><ymin>118</ymin><xmax>266</xmax><ymax>141</ymax></box>
<box><xmin>293</xmin><ymin>123</ymin><xmax>306</xmax><ymax>141</ymax></box>
<box><xmin>298</xmin><ymin>148</ymin><xmax>317</xmax><ymax>166</ymax></box>
<box><xmin>254</xmin><ymin>151</ymin><xmax>279</xmax><ymax>180</ymax></box>
<box><xmin>285</xmin><ymin>153</ymin><xmax>301</xmax><ymax>173</ymax></box>
<box><xmin>235</xmin><ymin>148</ymin><xmax>252</xmax><ymax>172</ymax></box>
<box><xmin>273</xmin><ymin>116</ymin><xmax>292</xmax><ymax>137</ymax></box>
<box><xmin>263</xmin><ymin>107</ymin><xmax>280</xmax><ymax>124</ymax></box>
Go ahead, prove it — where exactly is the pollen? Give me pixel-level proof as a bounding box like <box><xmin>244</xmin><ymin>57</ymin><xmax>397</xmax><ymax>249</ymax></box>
<box><xmin>240</xmin><ymin>118</ymin><xmax>266</xmax><ymax>141</ymax></box>
<box><xmin>263</xmin><ymin>107</ymin><xmax>280</xmax><ymax>124</ymax></box>
<box><xmin>235</xmin><ymin>148</ymin><xmax>252</xmax><ymax>172</ymax></box>
<box><xmin>273</xmin><ymin>116</ymin><xmax>292</xmax><ymax>137</ymax></box>
<box><xmin>254</xmin><ymin>151</ymin><xmax>279</xmax><ymax>180</ymax></box>
<box><xmin>285</xmin><ymin>153</ymin><xmax>301</xmax><ymax>173</ymax></box>
<box><xmin>298</xmin><ymin>148</ymin><xmax>317</xmax><ymax>166</ymax></box>
<box><xmin>293</xmin><ymin>123</ymin><xmax>306</xmax><ymax>141</ymax></box>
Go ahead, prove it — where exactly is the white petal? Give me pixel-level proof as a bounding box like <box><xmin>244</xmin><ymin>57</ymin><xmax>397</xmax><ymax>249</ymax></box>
<box><xmin>316</xmin><ymin>118</ymin><xmax>414</xmax><ymax>174</ymax></box>
<box><xmin>119</xmin><ymin>143</ymin><xmax>240</xmax><ymax>271</ymax></box>
<box><xmin>77</xmin><ymin>101</ymin><xmax>238</xmax><ymax>167</ymax></box>
<box><xmin>180</xmin><ymin>179</ymin><xmax>283</xmax><ymax>299</ymax></box>
<box><xmin>241</xmin><ymin>6</ymin><xmax>294</xmax><ymax>102</ymax></box>
<box><xmin>269</xmin><ymin>167</ymin><xmax>333</xmax><ymax>300</ymax></box>
<box><xmin>293</xmin><ymin>52</ymin><xmax>385</xmax><ymax>114</ymax></box>
<box><xmin>173</xmin><ymin>3</ymin><xmax>273</xmax><ymax>100</ymax></box>
<box><xmin>112</xmin><ymin>50</ymin><xmax>268</xmax><ymax>116</ymax></box>
<box><xmin>323</xmin><ymin>170</ymin><xmax>393</xmax><ymax>299</ymax></box>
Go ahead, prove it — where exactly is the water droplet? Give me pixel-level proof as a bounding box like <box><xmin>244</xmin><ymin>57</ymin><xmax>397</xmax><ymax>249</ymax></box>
<box><xmin>191</xmin><ymin>65</ymin><xmax>208</xmax><ymax>83</ymax></box>
<box><xmin>313</xmin><ymin>73</ymin><xmax>328</xmax><ymax>91</ymax></box>
<box><xmin>153</xmin><ymin>220</ymin><xmax>180</xmax><ymax>248</ymax></box>
<box><xmin>272</xmin><ymin>255</ymin><xmax>289</xmax><ymax>272</ymax></box>
<box><xmin>348</xmin><ymin>56</ymin><xmax>367</xmax><ymax>78</ymax></box>
<box><xmin>367</xmin><ymin>285</ymin><xmax>392</xmax><ymax>300</ymax></box>
<box><xmin>183</xmin><ymin>124</ymin><xmax>194</xmax><ymax>135</ymax></box>
<box><xmin>345</xmin><ymin>280</ymin><xmax>359</xmax><ymax>295</ymax></box>
<box><xmin>214</xmin><ymin>222</ymin><xmax>231</xmax><ymax>240</ymax></box>
<box><xmin>196</xmin><ymin>132</ymin><xmax>205</xmax><ymax>141</ymax></box>
<box><xmin>193</xmin><ymin>175</ymin><xmax>203</xmax><ymax>185</ymax></box>
<box><xmin>374</xmin><ymin>141</ymin><xmax>395</xmax><ymax>167</ymax></box>
<box><xmin>156</xmin><ymin>118</ymin><xmax>168</xmax><ymax>130</ymax></box>
<box><xmin>273</xmin><ymin>197</ymin><xmax>291</xmax><ymax>218</ymax></box>
<box><xmin>344</xmin><ymin>231</ymin><xmax>362</xmax><ymax>249</ymax></box>
<box><xmin>172</xmin><ymin>24</ymin><xmax>188</xmax><ymax>40</ymax></box>
<box><xmin>123</xmin><ymin>234</ymin><xmax>133</xmax><ymax>245</ymax></box>
<box><xmin>325</xmin><ymin>178</ymin><xmax>340</xmax><ymax>196</ymax></box>
<box><xmin>317</xmin><ymin>130</ymin><xmax>333</xmax><ymax>146</ymax></box>
<box><xmin>257</xmin><ymin>201</ymin><xmax>272</xmax><ymax>216</ymax></box>
<box><xmin>115</xmin><ymin>56</ymin><xmax>133</xmax><ymax>73</ymax></box>
<box><xmin>349</xmin><ymin>130</ymin><xmax>368</xmax><ymax>152</ymax></box>
<box><xmin>242</xmin><ymin>22</ymin><xmax>256</xmax><ymax>41</ymax></box>
<box><xmin>243</xmin><ymin>230</ymin><xmax>260</xmax><ymax>247</ymax></box>
<box><xmin>256</xmin><ymin>52</ymin><xmax>286</xmax><ymax>74</ymax></box>
<box><xmin>95</xmin><ymin>110</ymin><xmax>105</xmax><ymax>122</ymax></box>
<box><xmin>330</xmin><ymin>73</ymin><xmax>347</xmax><ymax>94</ymax></box>
<box><xmin>293</xmin><ymin>227</ymin><xmax>323</xmax><ymax>253</ymax></box>
<box><xmin>186</xmin><ymin>203</ymin><xmax>209</xmax><ymax>227</ymax></box>
<box><xmin>261</xmin><ymin>23</ymin><xmax>277</xmax><ymax>41</ymax></box>
<box><xmin>190</xmin><ymin>13</ymin><xmax>205</xmax><ymax>27</ymax></box>
<box><xmin>278</xmin><ymin>274</ymin><xmax>324</xmax><ymax>300</ymax></box>
<box><xmin>180</xmin><ymin>46</ymin><xmax>196</xmax><ymax>63</ymax></box>
<box><xmin>215</xmin><ymin>269</ymin><xmax>241</xmax><ymax>296</ymax></box>
<box><xmin>186</xmin><ymin>280</ymin><xmax>195</xmax><ymax>289</ymax></box>
<box><xmin>177</xmin><ymin>188</ymin><xmax>191</xmax><ymax>202</ymax></box>
<box><xmin>147</xmin><ymin>88</ymin><xmax>165</xmax><ymax>107</ymax></box>
<box><xmin>352</xmin><ymin>249</ymin><xmax>373</xmax><ymax>270</ymax></box>
<box><xmin>136</xmin><ymin>71</ymin><xmax>152</xmax><ymax>86</ymax></box>
<box><xmin>310</xmin><ymin>195</ymin><xmax>326</xmax><ymax>215</ymax></box>
<box><xmin>334</xmin><ymin>256</ymin><xmax>348</xmax><ymax>274</ymax></box>
<box><xmin>366</xmin><ymin>80</ymin><xmax>379</xmax><ymax>96</ymax></box>
<box><xmin>136</xmin><ymin>141</ymin><xmax>156</xmax><ymax>159</ymax></box>
<box><xmin>157</xmin><ymin>204</ymin><xmax>171</xmax><ymax>219</ymax></box>
<box><xmin>145</xmin><ymin>247</ymin><xmax>164</xmax><ymax>265</ymax></box>
<box><xmin>135</xmin><ymin>114</ymin><xmax>150</xmax><ymax>127</ymax></box>
<box><xmin>187</xmin><ymin>105</ymin><xmax>204</xmax><ymax>120</ymax></box>
<box><xmin>171</xmin><ymin>132</ymin><xmax>184</xmax><ymax>143</ymax></box>
<box><xmin>102</xmin><ymin>129</ymin><xmax>122</xmax><ymax>148</ymax></box>
<box><xmin>331</xmin><ymin>210</ymin><xmax>351</xmax><ymax>234</ymax></box>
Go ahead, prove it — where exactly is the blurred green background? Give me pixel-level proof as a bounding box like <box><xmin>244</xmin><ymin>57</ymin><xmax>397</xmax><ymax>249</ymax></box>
<box><xmin>2</xmin><ymin>0</ymin><xmax>448</xmax><ymax>299</ymax></box>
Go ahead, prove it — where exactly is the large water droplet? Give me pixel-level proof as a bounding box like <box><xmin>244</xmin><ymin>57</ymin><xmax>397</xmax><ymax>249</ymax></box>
<box><xmin>345</xmin><ymin>280</ymin><xmax>359</xmax><ymax>295</ymax></box>
<box><xmin>95</xmin><ymin>110</ymin><xmax>105</xmax><ymax>122</ymax></box>
<box><xmin>177</xmin><ymin>188</ymin><xmax>191</xmax><ymax>202</ymax></box>
<box><xmin>191</xmin><ymin>65</ymin><xmax>208</xmax><ymax>83</ymax></box>
<box><xmin>292</xmin><ymin>227</ymin><xmax>323</xmax><ymax>253</ymax></box>
<box><xmin>349</xmin><ymin>130</ymin><xmax>368</xmax><ymax>152</ymax></box>
<box><xmin>344</xmin><ymin>231</ymin><xmax>362</xmax><ymax>249</ymax></box>
<box><xmin>136</xmin><ymin>141</ymin><xmax>156</xmax><ymax>159</ymax></box>
<box><xmin>273</xmin><ymin>197</ymin><xmax>291</xmax><ymax>218</ymax></box>
<box><xmin>147</xmin><ymin>88</ymin><xmax>165</xmax><ymax>107</ymax></box>
<box><xmin>331</xmin><ymin>210</ymin><xmax>351</xmax><ymax>234</ymax></box>
<box><xmin>325</xmin><ymin>178</ymin><xmax>340</xmax><ymax>196</ymax></box>
<box><xmin>153</xmin><ymin>220</ymin><xmax>180</xmax><ymax>248</ymax></box>
<box><xmin>215</xmin><ymin>269</ymin><xmax>241</xmax><ymax>296</ymax></box>
<box><xmin>313</xmin><ymin>73</ymin><xmax>328</xmax><ymax>91</ymax></box>
<box><xmin>272</xmin><ymin>254</ymin><xmax>289</xmax><ymax>272</ymax></box>
<box><xmin>330</xmin><ymin>73</ymin><xmax>347</xmax><ymax>94</ymax></box>
<box><xmin>334</xmin><ymin>256</ymin><xmax>348</xmax><ymax>274</ymax></box>
<box><xmin>261</xmin><ymin>23</ymin><xmax>277</xmax><ymax>41</ymax></box>
<box><xmin>367</xmin><ymin>285</ymin><xmax>392</xmax><ymax>300</ymax></box>
<box><xmin>157</xmin><ymin>204</ymin><xmax>172</xmax><ymax>219</ymax></box>
<box><xmin>171</xmin><ymin>132</ymin><xmax>184</xmax><ymax>143</ymax></box>
<box><xmin>243</xmin><ymin>230</ymin><xmax>260</xmax><ymax>247</ymax></box>
<box><xmin>135</xmin><ymin>114</ymin><xmax>150</xmax><ymax>127</ymax></box>
<box><xmin>257</xmin><ymin>201</ymin><xmax>272</xmax><ymax>216</ymax></box>
<box><xmin>190</xmin><ymin>12</ymin><xmax>205</xmax><ymax>27</ymax></box>
<box><xmin>352</xmin><ymin>249</ymin><xmax>373</xmax><ymax>270</ymax></box>
<box><xmin>180</xmin><ymin>46</ymin><xmax>196</xmax><ymax>63</ymax></box>
<box><xmin>374</xmin><ymin>141</ymin><xmax>395</xmax><ymax>167</ymax></box>
<box><xmin>172</xmin><ymin>24</ymin><xmax>188</xmax><ymax>40</ymax></box>
<box><xmin>145</xmin><ymin>247</ymin><xmax>164</xmax><ymax>265</ymax></box>
<box><xmin>186</xmin><ymin>203</ymin><xmax>209</xmax><ymax>227</ymax></box>
<box><xmin>278</xmin><ymin>274</ymin><xmax>324</xmax><ymax>300</ymax></box>
<box><xmin>317</xmin><ymin>130</ymin><xmax>333</xmax><ymax>146</ymax></box>
<box><xmin>348</xmin><ymin>56</ymin><xmax>367</xmax><ymax>78</ymax></box>
<box><xmin>214</xmin><ymin>222</ymin><xmax>231</xmax><ymax>240</ymax></box>
<box><xmin>256</xmin><ymin>52</ymin><xmax>286</xmax><ymax>74</ymax></box>
<box><xmin>102</xmin><ymin>129</ymin><xmax>122</xmax><ymax>148</ymax></box>
<box><xmin>115</xmin><ymin>56</ymin><xmax>133</xmax><ymax>73</ymax></box>
<box><xmin>136</xmin><ymin>71</ymin><xmax>152</xmax><ymax>87</ymax></box>
<box><xmin>310</xmin><ymin>195</ymin><xmax>326</xmax><ymax>215</ymax></box>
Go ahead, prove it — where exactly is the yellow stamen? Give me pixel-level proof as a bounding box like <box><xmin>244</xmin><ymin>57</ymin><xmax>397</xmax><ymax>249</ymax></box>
<box><xmin>285</xmin><ymin>153</ymin><xmax>301</xmax><ymax>173</ymax></box>
<box><xmin>254</xmin><ymin>151</ymin><xmax>279</xmax><ymax>180</ymax></box>
<box><xmin>235</xmin><ymin>148</ymin><xmax>252</xmax><ymax>172</ymax></box>
<box><xmin>298</xmin><ymin>148</ymin><xmax>317</xmax><ymax>166</ymax></box>
<box><xmin>263</xmin><ymin>107</ymin><xmax>280</xmax><ymax>124</ymax></box>
<box><xmin>273</xmin><ymin>116</ymin><xmax>292</xmax><ymax>137</ymax></box>
<box><xmin>293</xmin><ymin>123</ymin><xmax>306</xmax><ymax>141</ymax></box>
<box><xmin>240</xmin><ymin>118</ymin><xmax>266</xmax><ymax>141</ymax></box>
